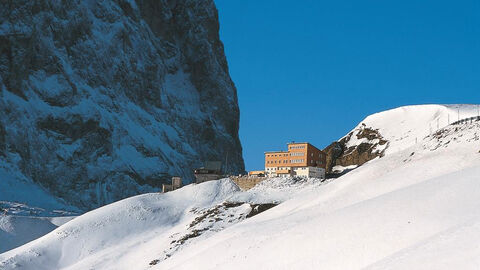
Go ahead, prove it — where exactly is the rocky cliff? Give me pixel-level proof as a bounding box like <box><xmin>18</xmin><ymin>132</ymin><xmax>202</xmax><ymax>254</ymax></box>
<box><xmin>0</xmin><ymin>0</ymin><xmax>244</xmax><ymax>210</ymax></box>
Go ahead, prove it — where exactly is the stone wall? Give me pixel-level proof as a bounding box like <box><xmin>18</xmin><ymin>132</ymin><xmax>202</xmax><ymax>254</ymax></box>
<box><xmin>230</xmin><ymin>176</ymin><xmax>266</xmax><ymax>190</ymax></box>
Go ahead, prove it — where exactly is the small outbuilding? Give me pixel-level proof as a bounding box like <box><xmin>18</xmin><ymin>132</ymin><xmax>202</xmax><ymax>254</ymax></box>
<box><xmin>162</xmin><ymin>176</ymin><xmax>183</xmax><ymax>193</ymax></box>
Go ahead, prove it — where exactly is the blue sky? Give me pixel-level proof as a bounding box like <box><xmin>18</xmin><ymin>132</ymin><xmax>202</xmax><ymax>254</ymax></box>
<box><xmin>214</xmin><ymin>0</ymin><xmax>480</xmax><ymax>171</ymax></box>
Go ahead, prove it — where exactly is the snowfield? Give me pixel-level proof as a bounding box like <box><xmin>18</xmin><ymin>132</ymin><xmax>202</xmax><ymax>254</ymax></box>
<box><xmin>1</xmin><ymin>104</ymin><xmax>480</xmax><ymax>269</ymax></box>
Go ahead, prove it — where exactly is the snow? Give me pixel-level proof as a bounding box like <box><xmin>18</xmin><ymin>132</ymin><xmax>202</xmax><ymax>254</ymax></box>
<box><xmin>345</xmin><ymin>104</ymin><xmax>480</xmax><ymax>154</ymax></box>
<box><xmin>0</xmin><ymin>216</ymin><xmax>74</xmax><ymax>253</ymax></box>
<box><xmin>0</xmin><ymin>179</ymin><xmax>240</xmax><ymax>269</ymax></box>
<box><xmin>158</xmin><ymin>116</ymin><xmax>480</xmax><ymax>270</ymax></box>
<box><xmin>0</xmin><ymin>175</ymin><xmax>323</xmax><ymax>268</ymax></box>
<box><xmin>332</xmin><ymin>164</ymin><xmax>358</xmax><ymax>173</ymax></box>
<box><xmin>365</xmin><ymin>218</ymin><xmax>480</xmax><ymax>270</ymax></box>
<box><xmin>0</xmin><ymin>157</ymin><xmax>79</xmax><ymax>252</ymax></box>
<box><xmin>2</xmin><ymin>104</ymin><xmax>480</xmax><ymax>269</ymax></box>
<box><xmin>230</xmin><ymin>176</ymin><xmax>327</xmax><ymax>204</ymax></box>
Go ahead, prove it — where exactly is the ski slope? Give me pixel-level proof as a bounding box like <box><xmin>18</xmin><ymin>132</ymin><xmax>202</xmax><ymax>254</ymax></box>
<box><xmin>1</xmin><ymin>104</ymin><xmax>479</xmax><ymax>270</ymax></box>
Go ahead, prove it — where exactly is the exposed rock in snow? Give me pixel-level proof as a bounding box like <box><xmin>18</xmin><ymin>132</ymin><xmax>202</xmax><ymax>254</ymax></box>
<box><xmin>0</xmin><ymin>0</ymin><xmax>244</xmax><ymax>210</ymax></box>
<box><xmin>325</xmin><ymin>104</ymin><xmax>480</xmax><ymax>172</ymax></box>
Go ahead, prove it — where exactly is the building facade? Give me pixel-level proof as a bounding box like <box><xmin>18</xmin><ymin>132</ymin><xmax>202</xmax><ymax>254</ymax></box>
<box><xmin>265</xmin><ymin>142</ymin><xmax>326</xmax><ymax>178</ymax></box>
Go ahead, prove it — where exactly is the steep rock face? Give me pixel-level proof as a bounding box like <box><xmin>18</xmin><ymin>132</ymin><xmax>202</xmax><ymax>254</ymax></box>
<box><xmin>0</xmin><ymin>0</ymin><xmax>244</xmax><ymax>210</ymax></box>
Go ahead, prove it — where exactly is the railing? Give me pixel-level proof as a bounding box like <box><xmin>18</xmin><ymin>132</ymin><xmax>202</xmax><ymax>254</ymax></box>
<box><xmin>450</xmin><ymin>116</ymin><xmax>480</xmax><ymax>126</ymax></box>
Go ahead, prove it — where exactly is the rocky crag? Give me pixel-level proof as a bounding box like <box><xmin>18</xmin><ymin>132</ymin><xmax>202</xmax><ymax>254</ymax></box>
<box><xmin>0</xmin><ymin>0</ymin><xmax>244</xmax><ymax>210</ymax></box>
<box><xmin>323</xmin><ymin>124</ymin><xmax>388</xmax><ymax>172</ymax></box>
<box><xmin>324</xmin><ymin>124</ymin><xmax>388</xmax><ymax>173</ymax></box>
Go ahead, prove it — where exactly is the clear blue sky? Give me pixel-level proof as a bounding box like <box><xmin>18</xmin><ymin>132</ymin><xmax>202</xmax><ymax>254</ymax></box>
<box><xmin>214</xmin><ymin>0</ymin><xmax>480</xmax><ymax>171</ymax></box>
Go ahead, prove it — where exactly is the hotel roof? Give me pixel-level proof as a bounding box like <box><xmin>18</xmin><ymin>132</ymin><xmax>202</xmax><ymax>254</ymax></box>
<box><xmin>264</xmin><ymin>151</ymin><xmax>289</xmax><ymax>154</ymax></box>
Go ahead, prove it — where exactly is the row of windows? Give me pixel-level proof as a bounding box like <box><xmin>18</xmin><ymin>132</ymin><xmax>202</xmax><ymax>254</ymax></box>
<box><xmin>266</xmin><ymin>167</ymin><xmax>326</xmax><ymax>174</ymax></box>
<box><xmin>267</xmin><ymin>152</ymin><xmax>325</xmax><ymax>158</ymax></box>
<box><xmin>266</xmin><ymin>160</ymin><xmax>289</xmax><ymax>164</ymax></box>
<box><xmin>267</xmin><ymin>159</ymin><xmax>324</xmax><ymax>164</ymax></box>
<box><xmin>266</xmin><ymin>167</ymin><xmax>291</xmax><ymax>171</ymax></box>
<box><xmin>266</xmin><ymin>153</ymin><xmax>289</xmax><ymax>157</ymax></box>
<box><xmin>289</xmin><ymin>145</ymin><xmax>305</xmax><ymax>149</ymax></box>
<box><xmin>267</xmin><ymin>159</ymin><xmax>314</xmax><ymax>164</ymax></box>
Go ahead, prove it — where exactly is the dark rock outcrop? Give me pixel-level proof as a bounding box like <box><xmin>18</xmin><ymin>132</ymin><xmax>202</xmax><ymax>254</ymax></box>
<box><xmin>324</xmin><ymin>124</ymin><xmax>388</xmax><ymax>173</ymax></box>
<box><xmin>0</xmin><ymin>0</ymin><xmax>244</xmax><ymax>210</ymax></box>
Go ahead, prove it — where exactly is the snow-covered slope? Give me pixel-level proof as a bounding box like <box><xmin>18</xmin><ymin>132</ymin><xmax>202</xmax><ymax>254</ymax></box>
<box><xmin>0</xmin><ymin>179</ymin><xmax>240</xmax><ymax>269</ymax></box>
<box><xmin>326</xmin><ymin>104</ymin><xmax>479</xmax><ymax>171</ymax></box>
<box><xmin>157</xmin><ymin>107</ymin><xmax>480</xmax><ymax>270</ymax></box>
<box><xmin>0</xmin><ymin>215</ymin><xmax>74</xmax><ymax>253</ymax></box>
<box><xmin>2</xmin><ymin>105</ymin><xmax>480</xmax><ymax>269</ymax></box>
<box><xmin>0</xmin><ymin>155</ymin><xmax>79</xmax><ymax>252</ymax></box>
<box><xmin>347</xmin><ymin>104</ymin><xmax>479</xmax><ymax>154</ymax></box>
<box><xmin>0</xmin><ymin>176</ymin><xmax>325</xmax><ymax>268</ymax></box>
